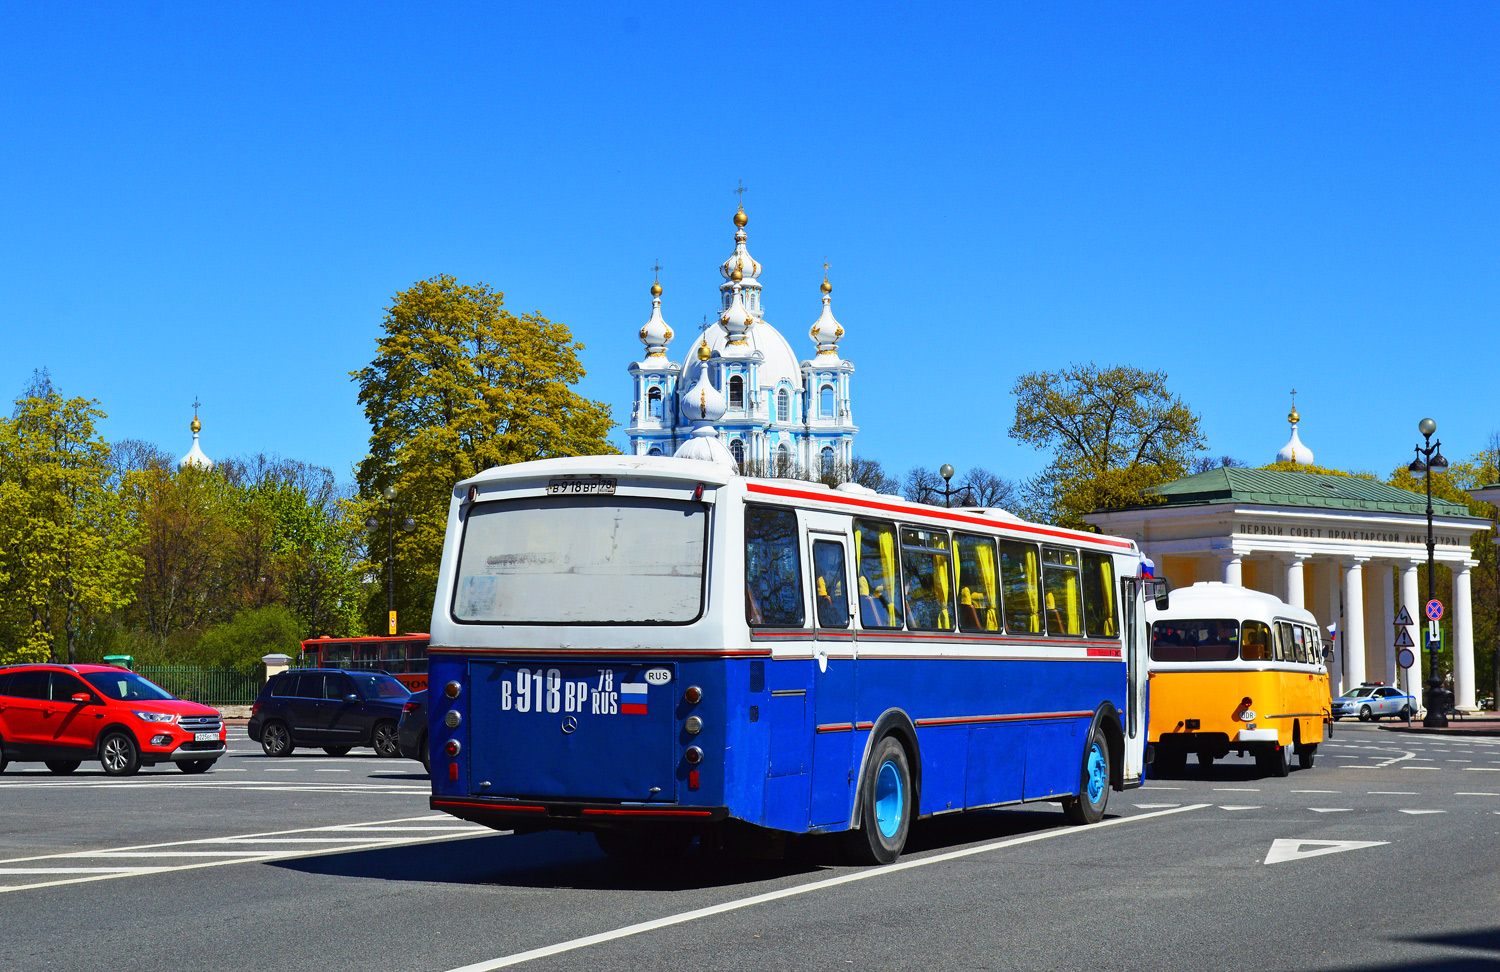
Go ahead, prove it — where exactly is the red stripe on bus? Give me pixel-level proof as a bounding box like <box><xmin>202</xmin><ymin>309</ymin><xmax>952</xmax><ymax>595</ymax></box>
<box><xmin>914</xmin><ymin>710</ymin><xmax>1093</xmax><ymax>728</ymax></box>
<box><xmin>743</xmin><ymin>483</ymin><xmax>1134</xmax><ymax>550</ymax></box>
<box><xmin>433</xmin><ymin>800</ymin><xmax>544</xmax><ymax>812</ymax></box>
<box><xmin>815</xmin><ymin>723</ymin><xmax>855</xmax><ymax>733</ymax></box>
<box><xmin>579</xmin><ymin>808</ymin><xmax>715</xmax><ymax>817</ymax></box>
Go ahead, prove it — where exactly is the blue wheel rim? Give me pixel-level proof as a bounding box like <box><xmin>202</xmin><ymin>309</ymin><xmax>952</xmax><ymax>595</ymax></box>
<box><xmin>874</xmin><ymin>759</ymin><xmax>904</xmax><ymax>838</ymax></box>
<box><xmin>1086</xmin><ymin>742</ymin><xmax>1108</xmax><ymax>804</ymax></box>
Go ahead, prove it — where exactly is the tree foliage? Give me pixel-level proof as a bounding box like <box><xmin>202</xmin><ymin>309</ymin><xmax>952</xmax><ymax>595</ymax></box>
<box><xmin>352</xmin><ymin>275</ymin><xmax>616</xmax><ymax>631</ymax></box>
<box><xmin>1009</xmin><ymin>363</ymin><xmax>1205</xmax><ymax>527</ymax></box>
<box><xmin>0</xmin><ymin>378</ymin><xmax>139</xmax><ymax>662</ymax></box>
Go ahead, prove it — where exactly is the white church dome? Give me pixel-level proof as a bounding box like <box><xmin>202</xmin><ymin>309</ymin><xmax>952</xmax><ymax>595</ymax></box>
<box><xmin>179</xmin><ymin>411</ymin><xmax>213</xmax><ymax>470</ymax></box>
<box><xmin>1275</xmin><ymin>395</ymin><xmax>1314</xmax><ymax>465</ymax></box>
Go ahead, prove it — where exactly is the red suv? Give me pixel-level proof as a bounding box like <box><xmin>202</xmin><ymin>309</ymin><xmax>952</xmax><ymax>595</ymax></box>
<box><xmin>0</xmin><ymin>664</ymin><xmax>226</xmax><ymax>776</ymax></box>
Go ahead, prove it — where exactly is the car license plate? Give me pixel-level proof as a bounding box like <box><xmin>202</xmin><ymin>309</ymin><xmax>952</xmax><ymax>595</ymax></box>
<box><xmin>194</xmin><ymin>732</ymin><xmax>218</xmax><ymax>742</ymax></box>
<box><xmin>547</xmin><ymin>477</ymin><xmax>616</xmax><ymax>496</ymax></box>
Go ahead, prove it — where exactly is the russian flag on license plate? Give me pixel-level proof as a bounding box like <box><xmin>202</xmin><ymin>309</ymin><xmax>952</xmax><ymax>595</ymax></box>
<box><xmin>620</xmin><ymin>682</ymin><xmax>648</xmax><ymax>715</ymax></box>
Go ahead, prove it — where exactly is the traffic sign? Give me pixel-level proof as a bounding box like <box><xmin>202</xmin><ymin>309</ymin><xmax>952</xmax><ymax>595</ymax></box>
<box><xmin>1426</xmin><ymin>599</ymin><xmax>1444</xmax><ymax>621</ymax></box>
<box><xmin>1397</xmin><ymin>647</ymin><xmax>1415</xmax><ymax>669</ymax></box>
<box><xmin>1393</xmin><ymin>626</ymin><xmax>1415</xmax><ymax>648</ymax></box>
<box><xmin>1394</xmin><ymin>604</ymin><xmax>1414</xmax><ymax>626</ymax></box>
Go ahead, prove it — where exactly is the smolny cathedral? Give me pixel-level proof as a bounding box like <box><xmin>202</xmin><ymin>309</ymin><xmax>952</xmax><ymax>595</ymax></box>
<box><xmin>626</xmin><ymin>203</ymin><xmax>856</xmax><ymax>475</ymax></box>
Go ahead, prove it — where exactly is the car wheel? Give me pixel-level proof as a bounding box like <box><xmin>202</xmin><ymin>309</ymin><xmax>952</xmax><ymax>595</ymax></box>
<box><xmin>1399</xmin><ymin>706</ymin><xmax>1413</xmax><ymax>721</ymax></box>
<box><xmin>419</xmin><ymin>732</ymin><xmax>430</xmax><ymax>775</ymax></box>
<box><xmin>842</xmin><ymin>735</ymin><xmax>914</xmax><ymax>865</ymax></box>
<box><xmin>1062</xmin><ymin>725</ymin><xmax>1112</xmax><ymax>825</ymax></box>
<box><xmin>322</xmin><ymin>746</ymin><xmax>352</xmax><ymax>757</ymax></box>
<box><xmin>177</xmin><ymin>759</ymin><xmax>214</xmax><ymax>774</ymax></box>
<box><xmin>45</xmin><ymin>760</ymin><xmax>82</xmax><ymax>775</ymax></box>
<box><xmin>100</xmin><ymin>731</ymin><xmax>141</xmax><ymax>777</ymax></box>
<box><xmin>260</xmin><ymin>721</ymin><xmax>293</xmax><ymax>757</ymax></box>
<box><xmin>372</xmin><ymin>722</ymin><xmax>400</xmax><ymax>758</ymax></box>
<box><xmin>1358</xmin><ymin>705</ymin><xmax>1373</xmax><ymax>722</ymax></box>
<box><xmin>1297</xmin><ymin>744</ymin><xmax>1316</xmax><ymax>770</ymax></box>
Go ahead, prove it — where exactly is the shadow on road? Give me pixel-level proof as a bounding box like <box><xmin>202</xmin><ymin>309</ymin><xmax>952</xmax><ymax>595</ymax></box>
<box><xmin>1305</xmin><ymin>926</ymin><xmax>1500</xmax><ymax>972</ymax></box>
<box><xmin>269</xmin><ymin>806</ymin><xmax>1068</xmax><ymax>892</ymax></box>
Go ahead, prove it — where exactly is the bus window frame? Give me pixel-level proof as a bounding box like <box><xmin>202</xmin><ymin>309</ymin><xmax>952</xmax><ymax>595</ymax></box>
<box><xmin>953</xmin><ymin>532</ymin><xmax>1002</xmax><ymax>634</ymax></box>
<box><xmin>1041</xmin><ymin>545</ymin><xmax>1084</xmax><ymax>638</ymax></box>
<box><xmin>745</xmin><ymin>503</ymin><xmax>807</xmax><ymax>629</ymax></box>
<box><xmin>899</xmin><ymin>525</ymin><xmax>957</xmax><ymax>633</ymax></box>
<box><xmin>853</xmin><ymin>517</ymin><xmax>905</xmax><ymax>630</ymax></box>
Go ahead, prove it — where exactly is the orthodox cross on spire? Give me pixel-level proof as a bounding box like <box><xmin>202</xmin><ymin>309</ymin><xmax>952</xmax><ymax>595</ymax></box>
<box><xmin>192</xmin><ymin>395</ymin><xmax>201</xmax><ymax>415</ymax></box>
<box><xmin>734</xmin><ymin>181</ymin><xmax>747</xmax><ymax>205</ymax></box>
<box><xmin>651</xmin><ymin>261</ymin><xmax>662</xmax><ymax>278</ymax></box>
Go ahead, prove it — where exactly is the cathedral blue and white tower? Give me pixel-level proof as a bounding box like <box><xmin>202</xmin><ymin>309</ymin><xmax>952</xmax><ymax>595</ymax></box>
<box><xmin>626</xmin><ymin>203</ymin><xmax>857</xmax><ymax>476</ymax></box>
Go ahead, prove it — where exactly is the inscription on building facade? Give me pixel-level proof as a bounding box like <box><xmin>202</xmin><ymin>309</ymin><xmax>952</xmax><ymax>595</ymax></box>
<box><xmin>1236</xmin><ymin>522</ymin><xmax>1465</xmax><ymax>546</ymax></box>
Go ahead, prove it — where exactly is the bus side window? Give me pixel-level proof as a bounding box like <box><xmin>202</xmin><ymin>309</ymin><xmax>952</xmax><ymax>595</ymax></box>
<box><xmin>999</xmin><ymin>540</ymin><xmax>1042</xmax><ymax>634</ymax></box>
<box><xmin>853</xmin><ymin>519</ymin><xmax>903</xmax><ymax>629</ymax></box>
<box><xmin>745</xmin><ymin>505</ymin><xmax>805</xmax><ymax>627</ymax></box>
<box><xmin>1242</xmin><ymin>621</ymin><xmax>1273</xmax><ymax>661</ymax></box>
<box><xmin>954</xmin><ymin>533</ymin><xmax>1001</xmax><ymax>632</ymax></box>
<box><xmin>1292</xmin><ymin>624</ymin><xmax>1307</xmax><ymax>663</ymax></box>
<box><xmin>1042</xmin><ymin>546</ymin><xmax>1082</xmax><ymax>637</ymax></box>
<box><xmin>901</xmin><ymin>527</ymin><xmax>955</xmax><ymax>631</ymax></box>
<box><xmin>1081</xmin><ymin>552</ymin><xmax>1118</xmax><ymax>639</ymax></box>
<box><xmin>812</xmin><ymin>540</ymin><xmax>850</xmax><ymax>629</ymax></box>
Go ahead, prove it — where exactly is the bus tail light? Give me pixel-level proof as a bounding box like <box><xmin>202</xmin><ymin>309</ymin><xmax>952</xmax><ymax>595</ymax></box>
<box><xmin>445</xmin><ymin>739</ymin><xmax>462</xmax><ymax>757</ymax></box>
<box><xmin>684</xmin><ymin>746</ymin><xmax>703</xmax><ymax>765</ymax></box>
<box><xmin>683</xmin><ymin>685</ymin><xmax>703</xmax><ymax>705</ymax></box>
<box><xmin>693</xmin><ymin>483</ymin><xmax>704</xmax><ymax>501</ymax></box>
<box><xmin>448</xmin><ymin>763</ymin><xmax>458</xmax><ymax>781</ymax></box>
<box><xmin>688</xmin><ymin>769</ymin><xmax>700</xmax><ymax>790</ymax></box>
<box><xmin>444</xmin><ymin>681</ymin><xmax>461</xmax><ymax>700</ymax></box>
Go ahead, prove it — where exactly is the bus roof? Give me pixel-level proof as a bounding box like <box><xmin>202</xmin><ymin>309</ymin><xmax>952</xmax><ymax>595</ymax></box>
<box><xmin>1149</xmin><ymin>582</ymin><xmax>1318</xmax><ymax>625</ymax></box>
<box><xmin>457</xmin><ymin>455</ymin><xmax>1135</xmax><ymax>554</ymax></box>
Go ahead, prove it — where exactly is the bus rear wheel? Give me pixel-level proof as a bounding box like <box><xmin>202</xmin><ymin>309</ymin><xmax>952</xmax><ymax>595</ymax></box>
<box><xmin>843</xmin><ymin>735</ymin><xmax>913</xmax><ymax>865</ymax></box>
<box><xmin>1258</xmin><ymin>744</ymin><xmax>1290</xmax><ymax>777</ymax></box>
<box><xmin>1063</xmin><ymin>726</ymin><xmax>1111</xmax><ymax>825</ymax></box>
<box><xmin>1296</xmin><ymin>744</ymin><xmax>1316</xmax><ymax>770</ymax></box>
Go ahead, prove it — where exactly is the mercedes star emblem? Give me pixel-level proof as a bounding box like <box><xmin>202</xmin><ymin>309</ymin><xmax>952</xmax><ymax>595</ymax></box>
<box><xmin>561</xmin><ymin>716</ymin><xmax>578</xmax><ymax>734</ymax></box>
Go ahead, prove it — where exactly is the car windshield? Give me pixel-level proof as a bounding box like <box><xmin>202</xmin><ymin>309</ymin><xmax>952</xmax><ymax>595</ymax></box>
<box><xmin>350</xmin><ymin>673</ymin><xmax>409</xmax><ymax>699</ymax></box>
<box><xmin>82</xmin><ymin>671</ymin><xmax>176</xmax><ymax>701</ymax></box>
<box><xmin>1341</xmin><ymin>688</ymin><xmax>1376</xmax><ymax>698</ymax></box>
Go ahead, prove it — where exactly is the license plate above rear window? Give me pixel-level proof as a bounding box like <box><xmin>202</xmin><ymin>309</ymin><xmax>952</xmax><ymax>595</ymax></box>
<box><xmin>547</xmin><ymin>477</ymin><xmax>616</xmax><ymax>496</ymax></box>
<box><xmin>194</xmin><ymin>732</ymin><xmax>218</xmax><ymax>742</ymax></box>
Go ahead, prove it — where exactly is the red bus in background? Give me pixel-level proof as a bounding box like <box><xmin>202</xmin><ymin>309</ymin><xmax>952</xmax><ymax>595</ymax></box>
<box><xmin>299</xmin><ymin>635</ymin><xmax>431</xmax><ymax>692</ymax></box>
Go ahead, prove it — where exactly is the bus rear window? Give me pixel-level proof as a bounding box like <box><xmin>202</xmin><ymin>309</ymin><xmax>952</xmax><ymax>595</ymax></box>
<box><xmin>452</xmin><ymin>496</ymin><xmax>707</xmax><ymax>625</ymax></box>
<box><xmin>1151</xmin><ymin>619</ymin><xmax>1240</xmax><ymax>662</ymax></box>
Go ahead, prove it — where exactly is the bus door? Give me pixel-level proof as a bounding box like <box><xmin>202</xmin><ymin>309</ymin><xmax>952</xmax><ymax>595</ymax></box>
<box><xmin>1121</xmin><ymin>575</ymin><xmax>1147</xmax><ymax>780</ymax></box>
<box><xmin>803</xmin><ymin>511</ymin><xmax>858</xmax><ymax>828</ymax></box>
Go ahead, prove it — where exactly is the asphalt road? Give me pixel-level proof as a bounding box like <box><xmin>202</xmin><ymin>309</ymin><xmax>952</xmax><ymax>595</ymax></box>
<box><xmin>2</xmin><ymin>722</ymin><xmax>1499</xmax><ymax>972</ymax></box>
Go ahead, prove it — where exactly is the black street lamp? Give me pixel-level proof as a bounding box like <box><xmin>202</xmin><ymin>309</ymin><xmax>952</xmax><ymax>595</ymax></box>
<box><xmin>366</xmin><ymin>485</ymin><xmax>416</xmax><ymax>636</ymax></box>
<box><xmin>1408</xmin><ymin>418</ymin><xmax>1450</xmax><ymax>727</ymax></box>
<box><xmin>935</xmin><ymin>464</ymin><xmax>974</xmax><ymax>509</ymax></box>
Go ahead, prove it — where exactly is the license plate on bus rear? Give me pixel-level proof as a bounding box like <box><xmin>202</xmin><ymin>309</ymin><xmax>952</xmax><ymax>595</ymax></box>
<box><xmin>547</xmin><ymin>477</ymin><xmax>616</xmax><ymax>495</ymax></box>
<box><xmin>194</xmin><ymin>732</ymin><xmax>218</xmax><ymax>742</ymax></box>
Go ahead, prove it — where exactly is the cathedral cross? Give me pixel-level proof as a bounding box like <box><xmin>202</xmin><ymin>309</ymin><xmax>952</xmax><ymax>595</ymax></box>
<box><xmin>734</xmin><ymin>181</ymin><xmax>747</xmax><ymax>204</ymax></box>
<box><xmin>192</xmin><ymin>396</ymin><xmax>201</xmax><ymax>415</ymax></box>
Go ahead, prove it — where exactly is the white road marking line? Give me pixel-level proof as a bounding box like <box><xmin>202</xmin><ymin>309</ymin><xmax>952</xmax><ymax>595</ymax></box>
<box><xmin>264</xmin><ymin>769</ymin><xmax>299</xmax><ymax>773</ymax></box>
<box><xmin>1291</xmin><ymin>790</ymin><xmax>1340</xmax><ymax>794</ymax></box>
<box><xmin>1214</xmin><ymin>788</ymin><xmax>1261</xmax><ymax>792</ymax></box>
<box><xmin>206</xmin><ymin>837</ymin><xmax>410</xmax><ymax>844</ymax></box>
<box><xmin>0</xmin><ymin>867</ymin><xmax>161</xmax><ymax>875</ymax></box>
<box><xmin>1448</xmin><ymin>760</ymin><xmax>1473</xmax><ymax>763</ymax></box>
<box><xmin>315</xmin><ymin>769</ymin><xmax>351</xmax><ymax>773</ymax></box>
<box><xmin>1455</xmin><ymin>792</ymin><xmax>1498</xmax><ymax>796</ymax></box>
<box><xmin>1402</xmin><ymin>767</ymin><xmax>1441</xmax><ymax>771</ymax></box>
<box><xmin>1133</xmin><ymin>803</ymin><xmax>1180</xmax><ymax>809</ymax></box>
<box><xmin>70</xmin><ymin>852</ymin><xmax>261</xmax><ymax>857</ymax></box>
<box><xmin>1464</xmin><ymin>767</ymin><xmax>1500</xmax><ymax>772</ymax></box>
<box><xmin>1368</xmin><ymin>791</ymin><xmax>1418</xmax><ymax>795</ymax></box>
<box><xmin>1398</xmin><ymin>809</ymin><xmax>1446</xmax><ymax>815</ymax></box>
<box><xmin>1264</xmin><ymin>839</ymin><xmax>1387</xmax><ymax>865</ymax></box>
<box><xmin>440</xmin><ymin>804</ymin><xmax>1209</xmax><ymax>972</ymax></box>
<box><xmin>1332</xmin><ymin>755</ymin><xmax>1361</xmax><ymax>759</ymax></box>
<box><xmin>1219</xmin><ymin>805</ymin><xmax>1261</xmax><ymax>811</ymax></box>
<box><xmin>1376</xmin><ymin>751</ymin><xmax>1416</xmax><ymax>768</ymax></box>
<box><xmin>1309</xmin><ymin>808</ymin><xmax>1353</xmax><ymax>813</ymax></box>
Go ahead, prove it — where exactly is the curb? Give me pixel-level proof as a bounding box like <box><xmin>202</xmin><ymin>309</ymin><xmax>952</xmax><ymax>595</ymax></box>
<box><xmin>1379</xmin><ymin>724</ymin><xmax>1500</xmax><ymax>738</ymax></box>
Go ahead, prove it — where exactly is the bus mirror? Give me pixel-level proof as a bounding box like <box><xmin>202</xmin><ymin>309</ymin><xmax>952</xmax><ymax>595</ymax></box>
<box><xmin>1149</xmin><ymin>578</ymin><xmax>1171</xmax><ymax>610</ymax></box>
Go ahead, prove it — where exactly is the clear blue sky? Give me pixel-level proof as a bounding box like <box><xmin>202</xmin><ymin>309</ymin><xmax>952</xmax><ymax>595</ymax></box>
<box><xmin>3</xmin><ymin>3</ymin><xmax>1496</xmax><ymax>487</ymax></box>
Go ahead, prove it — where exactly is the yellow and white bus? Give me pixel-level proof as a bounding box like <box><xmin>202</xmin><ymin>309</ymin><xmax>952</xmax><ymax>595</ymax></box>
<box><xmin>1146</xmin><ymin>582</ymin><xmax>1330</xmax><ymax>777</ymax></box>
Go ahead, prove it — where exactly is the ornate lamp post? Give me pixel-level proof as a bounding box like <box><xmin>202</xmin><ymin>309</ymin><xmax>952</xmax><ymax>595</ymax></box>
<box><xmin>935</xmin><ymin>465</ymin><xmax>974</xmax><ymax>509</ymax></box>
<box><xmin>366</xmin><ymin>485</ymin><xmax>416</xmax><ymax>636</ymax></box>
<box><xmin>1408</xmin><ymin>418</ymin><xmax>1450</xmax><ymax>727</ymax></box>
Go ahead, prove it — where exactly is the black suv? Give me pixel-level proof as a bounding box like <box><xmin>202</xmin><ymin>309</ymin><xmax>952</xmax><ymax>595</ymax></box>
<box><xmin>248</xmin><ymin>669</ymin><xmax>410</xmax><ymax>757</ymax></box>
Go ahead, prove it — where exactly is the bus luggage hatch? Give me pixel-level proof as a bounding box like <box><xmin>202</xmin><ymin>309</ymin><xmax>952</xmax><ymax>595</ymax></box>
<box><xmin>467</xmin><ymin>661</ymin><xmax>677</xmax><ymax>801</ymax></box>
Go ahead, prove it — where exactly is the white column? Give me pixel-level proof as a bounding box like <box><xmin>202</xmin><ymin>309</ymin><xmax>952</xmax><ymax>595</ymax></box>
<box><xmin>1401</xmin><ymin>562</ymin><xmax>1421</xmax><ymax>705</ymax></box>
<box><xmin>1343</xmin><ymin>560</ymin><xmax>1367</xmax><ymax>687</ymax></box>
<box><xmin>1285</xmin><ymin>555</ymin><xmax>1307</xmax><ymax>609</ymax></box>
<box><xmin>1379</xmin><ymin>563</ymin><xmax>1396</xmax><ymax>686</ymax></box>
<box><xmin>1455</xmin><ymin>562</ymin><xmax>1477</xmax><ymax>712</ymax></box>
<box><xmin>1326</xmin><ymin>562</ymin><xmax>1344</xmax><ymax>694</ymax></box>
<box><xmin>1222</xmin><ymin>555</ymin><xmax>1243</xmax><ymax>587</ymax></box>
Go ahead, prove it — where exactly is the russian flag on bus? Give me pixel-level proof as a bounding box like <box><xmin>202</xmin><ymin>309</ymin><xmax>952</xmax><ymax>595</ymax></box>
<box><xmin>1139</xmin><ymin>556</ymin><xmax>1156</xmax><ymax>580</ymax></box>
<box><xmin>620</xmin><ymin>682</ymin><xmax>648</xmax><ymax>715</ymax></box>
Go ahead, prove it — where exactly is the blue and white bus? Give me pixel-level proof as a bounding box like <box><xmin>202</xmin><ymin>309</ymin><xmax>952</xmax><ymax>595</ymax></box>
<box><xmin>426</xmin><ymin>455</ymin><xmax>1151</xmax><ymax>863</ymax></box>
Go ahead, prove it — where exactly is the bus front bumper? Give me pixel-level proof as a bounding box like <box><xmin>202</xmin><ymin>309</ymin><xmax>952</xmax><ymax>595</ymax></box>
<box><xmin>431</xmin><ymin>796</ymin><xmax>730</xmax><ymax>830</ymax></box>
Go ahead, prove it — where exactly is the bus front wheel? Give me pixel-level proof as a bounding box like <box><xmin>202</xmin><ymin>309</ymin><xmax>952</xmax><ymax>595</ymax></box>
<box><xmin>844</xmin><ymin>735</ymin><xmax>914</xmax><ymax>864</ymax></box>
<box><xmin>1063</xmin><ymin>726</ymin><xmax>1111</xmax><ymax>825</ymax></box>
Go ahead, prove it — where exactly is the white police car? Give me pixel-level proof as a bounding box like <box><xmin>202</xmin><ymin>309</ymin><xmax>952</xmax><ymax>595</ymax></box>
<box><xmin>1332</xmin><ymin>683</ymin><xmax>1414</xmax><ymax>722</ymax></box>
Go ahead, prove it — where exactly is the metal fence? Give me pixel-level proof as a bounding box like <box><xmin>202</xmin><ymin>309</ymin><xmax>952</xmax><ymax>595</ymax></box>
<box><xmin>135</xmin><ymin>665</ymin><xmax>263</xmax><ymax>707</ymax></box>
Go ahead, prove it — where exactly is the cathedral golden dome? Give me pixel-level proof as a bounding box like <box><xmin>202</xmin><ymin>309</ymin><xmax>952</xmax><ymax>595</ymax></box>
<box><xmin>821</xmin><ymin>278</ymin><xmax>832</xmax><ymax>294</ymax></box>
<box><xmin>650</xmin><ymin>280</ymin><xmax>662</xmax><ymax>297</ymax></box>
<box><xmin>1288</xmin><ymin>408</ymin><xmax>1300</xmax><ymax>424</ymax></box>
<box><xmin>733</xmin><ymin>206</ymin><xmax>748</xmax><ymax>228</ymax></box>
<box><xmin>190</xmin><ymin>416</ymin><xmax>201</xmax><ymax>434</ymax></box>
<box><xmin>730</xmin><ymin>267</ymin><xmax>743</xmax><ymax>282</ymax></box>
<box><xmin>697</xmin><ymin>340</ymin><xmax>711</xmax><ymax>361</ymax></box>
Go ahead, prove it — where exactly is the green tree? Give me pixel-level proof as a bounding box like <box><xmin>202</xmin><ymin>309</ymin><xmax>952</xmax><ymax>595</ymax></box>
<box><xmin>0</xmin><ymin>380</ymin><xmax>140</xmax><ymax>663</ymax></box>
<box><xmin>352</xmin><ymin>275</ymin><xmax>615</xmax><ymax>632</ymax></box>
<box><xmin>1009</xmin><ymin>363</ymin><xmax>1206</xmax><ymax>528</ymax></box>
<box><xmin>193</xmin><ymin>604</ymin><xmax>305</xmax><ymax>673</ymax></box>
